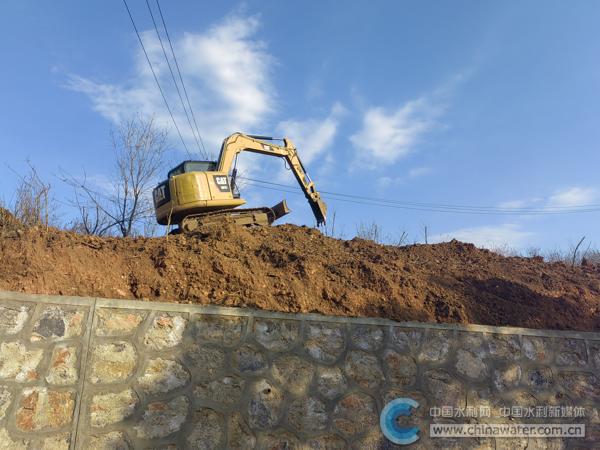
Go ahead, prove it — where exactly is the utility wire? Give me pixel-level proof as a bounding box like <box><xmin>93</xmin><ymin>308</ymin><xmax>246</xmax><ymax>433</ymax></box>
<box><xmin>239</xmin><ymin>177</ymin><xmax>600</xmax><ymax>211</ymax></box>
<box><xmin>145</xmin><ymin>0</ymin><xmax>206</xmax><ymax>158</ymax></box>
<box><xmin>156</xmin><ymin>0</ymin><xmax>208</xmax><ymax>157</ymax></box>
<box><xmin>121</xmin><ymin>0</ymin><xmax>191</xmax><ymax>157</ymax></box>
<box><xmin>240</xmin><ymin>177</ymin><xmax>600</xmax><ymax>215</ymax></box>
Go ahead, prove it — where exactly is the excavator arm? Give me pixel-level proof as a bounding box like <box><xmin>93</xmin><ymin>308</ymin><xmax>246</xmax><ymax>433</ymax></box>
<box><xmin>216</xmin><ymin>133</ymin><xmax>327</xmax><ymax>225</ymax></box>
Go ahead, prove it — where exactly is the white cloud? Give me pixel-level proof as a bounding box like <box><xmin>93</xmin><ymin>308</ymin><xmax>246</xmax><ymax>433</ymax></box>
<box><xmin>548</xmin><ymin>187</ymin><xmax>597</xmax><ymax>207</ymax></box>
<box><xmin>276</xmin><ymin>103</ymin><xmax>345</xmax><ymax>165</ymax></box>
<box><xmin>431</xmin><ymin>223</ymin><xmax>534</xmax><ymax>250</ymax></box>
<box><xmin>350</xmin><ymin>94</ymin><xmax>446</xmax><ymax>168</ymax></box>
<box><xmin>349</xmin><ymin>72</ymin><xmax>471</xmax><ymax>169</ymax></box>
<box><xmin>497</xmin><ymin>187</ymin><xmax>598</xmax><ymax>211</ymax></box>
<box><xmin>67</xmin><ymin>14</ymin><xmax>274</xmax><ymax>156</ymax></box>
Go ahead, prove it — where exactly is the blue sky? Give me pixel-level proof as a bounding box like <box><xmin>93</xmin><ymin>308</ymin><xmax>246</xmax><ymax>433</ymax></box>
<box><xmin>1</xmin><ymin>1</ymin><xmax>600</xmax><ymax>250</ymax></box>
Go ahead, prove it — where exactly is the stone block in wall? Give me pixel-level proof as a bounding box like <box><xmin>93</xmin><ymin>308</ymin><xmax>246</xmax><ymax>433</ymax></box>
<box><xmin>88</xmin><ymin>341</ymin><xmax>137</xmax><ymax>384</ymax></box>
<box><xmin>0</xmin><ymin>386</ymin><xmax>12</xmax><ymax>421</ymax></box>
<box><xmin>137</xmin><ymin>358</ymin><xmax>190</xmax><ymax>394</ymax></box>
<box><xmin>0</xmin><ymin>427</ymin><xmax>27</xmax><ymax>449</ymax></box>
<box><xmin>344</xmin><ymin>350</ymin><xmax>384</xmax><ymax>390</ymax></box>
<box><xmin>46</xmin><ymin>344</ymin><xmax>79</xmax><ymax>386</ymax></box>
<box><xmin>493</xmin><ymin>364</ymin><xmax>522</xmax><ymax>391</ymax></box>
<box><xmin>0</xmin><ymin>341</ymin><xmax>43</xmax><ymax>382</ymax></box>
<box><xmin>194</xmin><ymin>314</ymin><xmax>245</xmax><ymax>346</ymax></box>
<box><xmin>305</xmin><ymin>433</ymin><xmax>347</xmax><ymax>449</ymax></box>
<box><xmin>0</xmin><ymin>303</ymin><xmax>32</xmax><ymax>335</ymax></box>
<box><xmin>487</xmin><ymin>333</ymin><xmax>521</xmax><ymax>360</ymax></box>
<box><xmin>525</xmin><ymin>367</ymin><xmax>554</xmax><ymax>391</ymax></box>
<box><xmin>247</xmin><ymin>379</ymin><xmax>284</xmax><ymax>429</ymax></box>
<box><xmin>87</xmin><ymin>431</ymin><xmax>132</xmax><ymax>450</ymax></box>
<box><xmin>522</xmin><ymin>336</ymin><xmax>553</xmax><ymax>363</ymax></box>
<box><xmin>30</xmin><ymin>306</ymin><xmax>86</xmax><ymax>342</ymax></box>
<box><xmin>332</xmin><ymin>392</ymin><xmax>378</xmax><ymax>436</ymax></box>
<box><xmin>350</xmin><ymin>324</ymin><xmax>385</xmax><ymax>351</ymax></box>
<box><xmin>424</xmin><ymin>369</ymin><xmax>466</xmax><ymax>409</ymax></box>
<box><xmin>183</xmin><ymin>344</ymin><xmax>226</xmax><ymax>380</ymax></box>
<box><xmin>227</xmin><ymin>411</ymin><xmax>256</xmax><ymax>449</ymax></box>
<box><xmin>257</xmin><ymin>430</ymin><xmax>301</xmax><ymax>449</ymax></box>
<box><xmin>390</xmin><ymin>327</ymin><xmax>423</xmax><ymax>353</ymax></box>
<box><xmin>382</xmin><ymin>349</ymin><xmax>417</xmax><ymax>387</ymax></box>
<box><xmin>272</xmin><ymin>355</ymin><xmax>315</xmax><ymax>396</ymax></box>
<box><xmin>557</xmin><ymin>371</ymin><xmax>600</xmax><ymax>401</ymax></box>
<box><xmin>89</xmin><ymin>389</ymin><xmax>138</xmax><ymax>428</ymax></box>
<box><xmin>253</xmin><ymin>318</ymin><xmax>300</xmax><ymax>352</ymax></box>
<box><xmin>589</xmin><ymin>341</ymin><xmax>600</xmax><ymax>369</ymax></box>
<box><xmin>455</xmin><ymin>349</ymin><xmax>489</xmax><ymax>381</ymax></box>
<box><xmin>418</xmin><ymin>330</ymin><xmax>452</xmax><ymax>363</ymax></box>
<box><xmin>142</xmin><ymin>313</ymin><xmax>187</xmax><ymax>350</ymax></box>
<box><xmin>287</xmin><ymin>396</ymin><xmax>329</xmax><ymax>433</ymax></box>
<box><xmin>15</xmin><ymin>387</ymin><xmax>75</xmax><ymax>431</ymax></box>
<box><xmin>28</xmin><ymin>433</ymin><xmax>71</xmax><ymax>450</ymax></box>
<box><xmin>185</xmin><ymin>408</ymin><xmax>225</xmax><ymax>449</ymax></box>
<box><xmin>316</xmin><ymin>366</ymin><xmax>348</xmax><ymax>400</ymax></box>
<box><xmin>133</xmin><ymin>395</ymin><xmax>189</xmax><ymax>439</ymax></box>
<box><xmin>194</xmin><ymin>375</ymin><xmax>245</xmax><ymax>407</ymax></box>
<box><xmin>232</xmin><ymin>345</ymin><xmax>268</xmax><ymax>375</ymax></box>
<box><xmin>95</xmin><ymin>308</ymin><xmax>146</xmax><ymax>337</ymax></box>
<box><xmin>554</xmin><ymin>338</ymin><xmax>587</xmax><ymax>366</ymax></box>
<box><xmin>304</xmin><ymin>322</ymin><xmax>346</xmax><ymax>363</ymax></box>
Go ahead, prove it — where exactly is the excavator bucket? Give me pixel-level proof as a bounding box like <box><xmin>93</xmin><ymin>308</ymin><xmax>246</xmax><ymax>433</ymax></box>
<box><xmin>270</xmin><ymin>200</ymin><xmax>290</xmax><ymax>221</ymax></box>
<box><xmin>310</xmin><ymin>197</ymin><xmax>327</xmax><ymax>226</ymax></box>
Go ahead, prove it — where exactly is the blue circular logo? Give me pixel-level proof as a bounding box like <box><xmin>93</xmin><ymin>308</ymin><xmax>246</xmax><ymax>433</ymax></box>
<box><xmin>380</xmin><ymin>398</ymin><xmax>420</xmax><ymax>445</ymax></box>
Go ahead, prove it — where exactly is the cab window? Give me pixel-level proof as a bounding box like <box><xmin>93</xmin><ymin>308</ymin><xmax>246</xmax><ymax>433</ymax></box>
<box><xmin>168</xmin><ymin>161</ymin><xmax>217</xmax><ymax>178</ymax></box>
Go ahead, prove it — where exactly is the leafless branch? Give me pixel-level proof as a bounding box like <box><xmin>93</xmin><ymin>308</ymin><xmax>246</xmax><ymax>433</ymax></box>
<box><xmin>61</xmin><ymin>115</ymin><xmax>167</xmax><ymax>237</ymax></box>
<box><xmin>571</xmin><ymin>236</ymin><xmax>585</xmax><ymax>267</ymax></box>
<box><xmin>9</xmin><ymin>160</ymin><xmax>54</xmax><ymax>229</ymax></box>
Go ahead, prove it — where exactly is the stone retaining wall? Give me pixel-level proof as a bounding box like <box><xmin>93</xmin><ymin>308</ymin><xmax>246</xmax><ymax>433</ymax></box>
<box><xmin>0</xmin><ymin>291</ymin><xmax>598</xmax><ymax>449</ymax></box>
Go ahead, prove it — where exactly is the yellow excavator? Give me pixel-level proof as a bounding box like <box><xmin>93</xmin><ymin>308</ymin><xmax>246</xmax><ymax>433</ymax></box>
<box><xmin>153</xmin><ymin>132</ymin><xmax>327</xmax><ymax>232</ymax></box>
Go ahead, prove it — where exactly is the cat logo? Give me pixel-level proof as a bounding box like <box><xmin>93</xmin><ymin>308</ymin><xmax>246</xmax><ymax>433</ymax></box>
<box><xmin>153</xmin><ymin>184</ymin><xmax>168</xmax><ymax>206</ymax></box>
<box><xmin>213</xmin><ymin>175</ymin><xmax>231</xmax><ymax>192</ymax></box>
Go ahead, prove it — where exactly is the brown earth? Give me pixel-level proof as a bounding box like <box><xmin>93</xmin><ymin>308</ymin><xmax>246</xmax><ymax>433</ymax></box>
<box><xmin>1</xmin><ymin>209</ymin><xmax>599</xmax><ymax>330</ymax></box>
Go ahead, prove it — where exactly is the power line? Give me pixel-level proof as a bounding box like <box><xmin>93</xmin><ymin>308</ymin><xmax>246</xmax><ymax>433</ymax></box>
<box><xmin>240</xmin><ymin>177</ymin><xmax>600</xmax><ymax>215</ymax></box>
<box><xmin>121</xmin><ymin>0</ymin><xmax>191</xmax><ymax>157</ymax></box>
<box><xmin>156</xmin><ymin>0</ymin><xmax>208</xmax><ymax>157</ymax></box>
<box><xmin>145</xmin><ymin>0</ymin><xmax>207</xmax><ymax>158</ymax></box>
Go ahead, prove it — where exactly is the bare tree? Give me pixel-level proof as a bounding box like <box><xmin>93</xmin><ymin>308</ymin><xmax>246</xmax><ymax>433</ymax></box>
<box><xmin>355</xmin><ymin>221</ymin><xmax>383</xmax><ymax>243</ymax></box>
<box><xmin>323</xmin><ymin>210</ymin><xmax>337</xmax><ymax>238</ymax></box>
<box><xmin>11</xmin><ymin>161</ymin><xmax>53</xmax><ymax>228</ymax></box>
<box><xmin>64</xmin><ymin>116</ymin><xmax>168</xmax><ymax>237</ymax></box>
<box><xmin>395</xmin><ymin>230</ymin><xmax>409</xmax><ymax>246</ymax></box>
<box><xmin>66</xmin><ymin>188</ymin><xmax>112</xmax><ymax>236</ymax></box>
<box><xmin>570</xmin><ymin>236</ymin><xmax>586</xmax><ymax>267</ymax></box>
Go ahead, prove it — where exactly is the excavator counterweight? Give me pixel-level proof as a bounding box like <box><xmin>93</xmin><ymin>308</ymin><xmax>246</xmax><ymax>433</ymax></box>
<box><xmin>153</xmin><ymin>133</ymin><xmax>327</xmax><ymax>231</ymax></box>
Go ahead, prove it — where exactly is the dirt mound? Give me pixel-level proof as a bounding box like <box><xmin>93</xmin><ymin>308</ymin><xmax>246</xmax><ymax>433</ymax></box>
<box><xmin>0</xmin><ymin>222</ymin><xmax>599</xmax><ymax>330</ymax></box>
<box><xmin>0</xmin><ymin>208</ymin><xmax>22</xmax><ymax>232</ymax></box>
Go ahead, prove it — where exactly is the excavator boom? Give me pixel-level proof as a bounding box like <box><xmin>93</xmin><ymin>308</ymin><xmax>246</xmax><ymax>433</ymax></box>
<box><xmin>216</xmin><ymin>133</ymin><xmax>327</xmax><ymax>225</ymax></box>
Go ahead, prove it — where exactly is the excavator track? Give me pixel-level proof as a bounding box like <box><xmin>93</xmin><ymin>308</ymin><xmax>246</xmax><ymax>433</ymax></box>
<box><xmin>179</xmin><ymin>200</ymin><xmax>290</xmax><ymax>233</ymax></box>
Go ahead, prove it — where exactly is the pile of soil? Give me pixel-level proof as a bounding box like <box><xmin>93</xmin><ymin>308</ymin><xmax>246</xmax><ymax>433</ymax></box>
<box><xmin>1</xmin><ymin>209</ymin><xmax>599</xmax><ymax>330</ymax></box>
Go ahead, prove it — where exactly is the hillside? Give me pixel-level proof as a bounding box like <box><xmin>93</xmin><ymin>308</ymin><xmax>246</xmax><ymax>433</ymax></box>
<box><xmin>1</xmin><ymin>209</ymin><xmax>599</xmax><ymax>330</ymax></box>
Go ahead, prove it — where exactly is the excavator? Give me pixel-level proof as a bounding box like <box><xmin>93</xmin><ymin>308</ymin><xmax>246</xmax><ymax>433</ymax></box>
<box><xmin>152</xmin><ymin>132</ymin><xmax>327</xmax><ymax>233</ymax></box>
